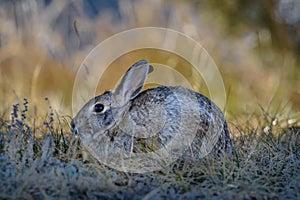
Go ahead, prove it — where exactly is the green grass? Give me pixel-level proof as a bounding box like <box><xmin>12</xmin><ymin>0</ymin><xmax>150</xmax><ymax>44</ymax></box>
<box><xmin>0</xmin><ymin>100</ymin><xmax>299</xmax><ymax>199</ymax></box>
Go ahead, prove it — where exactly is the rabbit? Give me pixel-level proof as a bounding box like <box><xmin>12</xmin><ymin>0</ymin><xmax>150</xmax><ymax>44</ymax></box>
<box><xmin>71</xmin><ymin>60</ymin><xmax>233</xmax><ymax>167</ymax></box>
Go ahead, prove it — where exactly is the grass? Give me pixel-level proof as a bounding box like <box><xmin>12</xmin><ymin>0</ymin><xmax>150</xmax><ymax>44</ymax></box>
<box><xmin>0</xmin><ymin>99</ymin><xmax>299</xmax><ymax>199</ymax></box>
<box><xmin>0</xmin><ymin>1</ymin><xmax>299</xmax><ymax>199</ymax></box>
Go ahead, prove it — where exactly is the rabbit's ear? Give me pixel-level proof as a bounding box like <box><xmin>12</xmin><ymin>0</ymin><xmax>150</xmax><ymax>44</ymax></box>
<box><xmin>112</xmin><ymin>60</ymin><xmax>153</xmax><ymax>106</ymax></box>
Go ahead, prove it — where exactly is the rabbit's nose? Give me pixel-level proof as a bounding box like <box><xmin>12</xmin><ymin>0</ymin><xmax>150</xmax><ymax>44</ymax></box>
<box><xmin>70</xmin><ymin>119</ymin><xmax>78</xmax><ymax>135</ymax></box>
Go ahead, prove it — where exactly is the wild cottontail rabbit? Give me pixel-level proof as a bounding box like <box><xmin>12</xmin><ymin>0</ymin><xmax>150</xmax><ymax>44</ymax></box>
<box><xmin>71</xmin><ymin>60</ymin><xmax>233</xmax><ymax>169</ymax></box>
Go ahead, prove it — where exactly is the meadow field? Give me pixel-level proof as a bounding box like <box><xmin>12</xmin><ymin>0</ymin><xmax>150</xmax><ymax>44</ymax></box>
<box><xmin>0</xmin><ymin>0</ymin><xmax>299</xmax><ymax>199</ymax></box>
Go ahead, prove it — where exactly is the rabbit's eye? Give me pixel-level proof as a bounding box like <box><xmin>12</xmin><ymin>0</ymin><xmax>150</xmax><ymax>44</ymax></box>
<box><xmin>93</xmin><ymin>103</ymin><xmax>105</xmax><ymax>113</ymax></box>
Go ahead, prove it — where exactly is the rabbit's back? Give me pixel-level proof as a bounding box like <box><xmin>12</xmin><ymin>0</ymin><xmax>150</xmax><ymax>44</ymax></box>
<box><xmin>116</xmin><ymin>86</ymin><xmax>233</xmax><ymax>157</ymax></box>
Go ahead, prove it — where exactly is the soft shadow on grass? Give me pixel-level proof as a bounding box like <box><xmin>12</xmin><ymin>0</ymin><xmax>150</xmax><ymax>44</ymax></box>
<box><xmin>0</xmin><ymin>100</ymin><xmax>299</xmax><ymax>199</ymax></box>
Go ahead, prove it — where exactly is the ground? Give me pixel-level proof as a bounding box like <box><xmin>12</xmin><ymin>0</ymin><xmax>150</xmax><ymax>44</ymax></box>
<box><xmin>0</xmin><ymin>101</ymin><xmax>299</xmax><ymax>199</ymax></box>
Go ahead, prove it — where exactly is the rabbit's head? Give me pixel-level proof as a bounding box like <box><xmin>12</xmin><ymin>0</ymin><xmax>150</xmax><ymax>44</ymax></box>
<box><xmin>71</xmin><ymin>60</ymin><xmax>153</xmax><ymax>143</ymax></box>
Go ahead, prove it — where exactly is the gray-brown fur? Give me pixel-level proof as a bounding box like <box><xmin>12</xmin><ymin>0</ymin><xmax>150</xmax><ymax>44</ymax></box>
<box><xmin>71</xmin><ymin>60</ymin><xmax>233</xmax><ymax>162</ymax></box>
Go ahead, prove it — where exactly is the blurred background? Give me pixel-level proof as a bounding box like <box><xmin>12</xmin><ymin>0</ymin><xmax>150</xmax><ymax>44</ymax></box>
<box><xmin>0</xmin><ymin>0</ymin><xmax>299</xmax><ymax>124</ymax></box>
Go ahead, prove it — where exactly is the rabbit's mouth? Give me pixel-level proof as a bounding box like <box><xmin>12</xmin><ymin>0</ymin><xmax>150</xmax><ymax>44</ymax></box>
<box><xmin>70</xmin><ymin>118</ymin><xmax>91</xmax><ymax>140</ymax></box>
